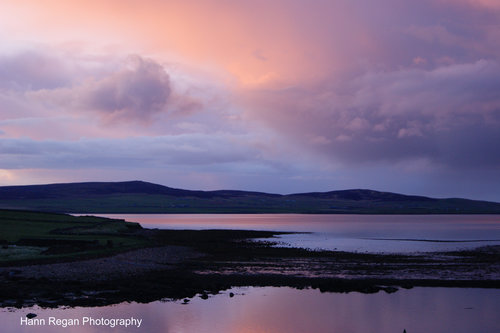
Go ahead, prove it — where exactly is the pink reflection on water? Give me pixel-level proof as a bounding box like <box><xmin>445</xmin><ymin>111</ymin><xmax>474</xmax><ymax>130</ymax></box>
<box><xmin>2</xmin><ymin>287</ymin><xmax>500</xmax><ymax>333</ymax></box>
<box><xmin>96</xmin><ymin>214</ymin><xmax>500</xmax><ymax>253</ymax></box>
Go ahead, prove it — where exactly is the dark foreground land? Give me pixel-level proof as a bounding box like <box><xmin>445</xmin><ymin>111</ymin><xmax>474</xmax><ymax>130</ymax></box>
<box><xmin>1</xmin><ymin>209</ymin><xmax>499</xmax><ymax>308</ymax></box>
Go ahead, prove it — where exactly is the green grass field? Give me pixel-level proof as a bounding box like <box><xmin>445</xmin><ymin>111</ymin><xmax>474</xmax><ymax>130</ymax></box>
<box><xmin>0</xmin><ymin>209</ymin><xmax>146</xmax><ymax>264</ymax></box>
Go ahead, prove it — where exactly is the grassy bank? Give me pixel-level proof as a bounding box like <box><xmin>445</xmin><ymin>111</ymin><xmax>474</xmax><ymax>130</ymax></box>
<box><xmin>0</xmin><ymin>209</ymin><xmax>146</xmax><ymax>264</ymax></box>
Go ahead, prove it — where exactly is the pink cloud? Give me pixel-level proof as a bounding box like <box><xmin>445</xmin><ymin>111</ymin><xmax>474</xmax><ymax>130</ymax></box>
<box><xmin>30</xmin><ymin>55</ymin><xmax>172</xmax><ymax>123</ymax></box>
<box><xmin>413</xmin><ymin>57</ymin><xmax>427</xmax><ymax>66</ymax></box>
<box><xmin>440</xmin><ymin>0</ymin><xmax>500</xmax><ymax>9</ymax></box>
<box><xmin>0</xmin><ymin>50</ymin><xmax>231</xmax><ymax>145</ymax></box>
<box><xmin>1</xmin><ymin>1</ymin><xmax>500</xmax><ymax>199</ymax></box>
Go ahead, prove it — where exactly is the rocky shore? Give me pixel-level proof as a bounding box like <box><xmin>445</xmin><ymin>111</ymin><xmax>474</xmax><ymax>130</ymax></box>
<box><xmin>0</xmin><ymin>246</ymin><xmax>200</xmax><ymax>282</ymax></box>
<box><xmin>1</xmin><ymin>229</ymin><xmax>499</xmax><ymax>309</ymax></box>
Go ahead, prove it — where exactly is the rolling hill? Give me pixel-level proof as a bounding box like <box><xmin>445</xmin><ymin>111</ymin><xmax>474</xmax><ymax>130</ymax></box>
<box><xmin>0</xmin><ymin>180</ymin><xmax>499</xmax><ymax>214</ymax></box>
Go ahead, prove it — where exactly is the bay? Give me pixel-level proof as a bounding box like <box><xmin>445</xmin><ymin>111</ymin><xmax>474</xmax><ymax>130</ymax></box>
<box><xmin>95</xmin><ymin>214</ymin><xmax>500</xmax><ymax>253</ymax></box>
<box><xmin>4</xmin><ymin>214</ymin><xmax>499</xmax><ymax>332</ymax></box>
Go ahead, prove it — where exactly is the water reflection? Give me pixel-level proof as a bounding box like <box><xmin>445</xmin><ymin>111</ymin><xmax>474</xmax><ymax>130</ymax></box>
<box><xmin>2</xmin><ymin>287</ymin><xmax>500</xmax><ymax>333</ymax></box>
<box><xmin>96</xmin><ymin>214</ymin><xmax>500</xmax><ymax>252</ymax></box>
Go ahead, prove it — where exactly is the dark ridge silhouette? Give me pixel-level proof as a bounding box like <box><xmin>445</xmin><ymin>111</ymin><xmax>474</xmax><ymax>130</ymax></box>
<box><xmin>0</xmin><ymin>181</ymin><xmax>280</xmax><ymax>200</ymax></box>
<box><xmin>288</xmin><ymin>189</ymin><xmax>437</xmax><ymax>202</ymax></box>
<box><xmin>0</xmin><ymin>180</ymin><xmax>499</xmax><ymax>214</ymax></box>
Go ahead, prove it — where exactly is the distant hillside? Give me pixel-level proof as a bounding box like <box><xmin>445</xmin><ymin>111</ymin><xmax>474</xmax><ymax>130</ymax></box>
<box><xmin>0</xmin><ymin>180</ymin><xmax>499</xmax><ymax>214</ymax></box>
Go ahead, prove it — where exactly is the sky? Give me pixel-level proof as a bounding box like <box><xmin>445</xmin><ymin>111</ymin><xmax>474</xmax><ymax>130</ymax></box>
<box><xmin>0</xmin><ymin>0</ymin><xmax>499</xmax><ymax>201</ymax></box>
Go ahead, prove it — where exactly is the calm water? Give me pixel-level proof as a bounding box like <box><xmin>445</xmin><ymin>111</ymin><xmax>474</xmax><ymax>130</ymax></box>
<box><xmin>5</xmin><ymin>214</ymin><xmax>499</xmax><ymax>332</ymax></box>
<box><xmin>2</xmin><ymin>287</ymin><xmax>499</xmax><ymax>333</ymax></box>
<box><xmin>97</xmin><ymin>214</ymin><xmax>500</xmax><ymax>253</ymax></box>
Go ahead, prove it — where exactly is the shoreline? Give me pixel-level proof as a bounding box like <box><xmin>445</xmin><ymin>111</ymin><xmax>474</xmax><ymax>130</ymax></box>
<box><xmin>1</xmin><ymin>227</ymin><xmax>499</xmax><ymax>309</ymax></box>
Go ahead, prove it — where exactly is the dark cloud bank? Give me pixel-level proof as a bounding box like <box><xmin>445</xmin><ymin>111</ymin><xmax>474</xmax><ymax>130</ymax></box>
<box><xmin>250</xmin><ymin>59</ymin><xmax>500</xmax><ymax>172</ymax></box>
